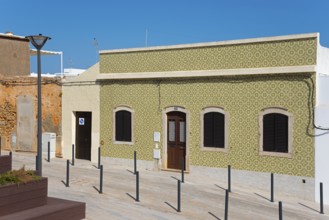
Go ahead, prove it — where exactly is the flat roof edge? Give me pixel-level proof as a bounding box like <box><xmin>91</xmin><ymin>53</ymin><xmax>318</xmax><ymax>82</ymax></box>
<box><xmin>100</xmin><ymin>33</ymin><xmax>319</xmax><ymax>54</ymax></box>
<box><xmin>97</xmin><ymin>65</ymin><xmax>316</xmax><ymax>80</ymax></box>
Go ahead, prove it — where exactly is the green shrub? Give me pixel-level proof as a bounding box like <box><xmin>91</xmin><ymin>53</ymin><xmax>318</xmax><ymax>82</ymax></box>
<box><xmin>0</xmin><ymin>166</ymin><xmax>41</xmax><ymax>186</ymax></box>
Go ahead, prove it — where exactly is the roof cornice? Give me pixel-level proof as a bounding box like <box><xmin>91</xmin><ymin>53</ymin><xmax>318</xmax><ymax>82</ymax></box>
<box><xmin>97</xmin><ymin>65</ymin><xmax>316</xmax><ymax>80</ymax></box>
<box><xmin>100</xmin><ymin>33</ymin><xmax>319</xmax><ymax>54</ymax></box>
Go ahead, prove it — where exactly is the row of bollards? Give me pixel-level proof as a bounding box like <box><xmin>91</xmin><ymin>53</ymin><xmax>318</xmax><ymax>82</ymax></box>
<box><xmin>61</xmin><ymin>149</ymin><xmax>326</xmax><ymax>219</ymax></box>
<box><xmin>65</xmin><ymin>146</ymin><xmax>104</xmax><ymax>193</ymax></box>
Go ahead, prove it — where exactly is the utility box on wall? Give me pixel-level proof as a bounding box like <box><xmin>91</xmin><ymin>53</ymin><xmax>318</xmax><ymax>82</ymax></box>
<box><xmin>42</xmin><ymin>132</ymin><xmax>56</xmax><ymax>158</ymax></box>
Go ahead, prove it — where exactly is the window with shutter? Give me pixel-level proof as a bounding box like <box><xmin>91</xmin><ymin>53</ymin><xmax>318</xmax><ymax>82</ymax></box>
<box><xmin>261</xmin><ymin>108</ymin><xmax>292</xmax><ymax>156</ymax></box>
<box><xmin>203</xmin><ymin>112</ymin><xmax>225</xmax><ymax>148</ymax></box>
<box><xmin>115</xmin><ymin>109</ymin><xmax>132</xmax><ymax>142</ymax></box>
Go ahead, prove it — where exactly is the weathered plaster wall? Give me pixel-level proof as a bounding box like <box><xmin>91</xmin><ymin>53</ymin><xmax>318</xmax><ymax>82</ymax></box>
<box><xmin>0</xmin><ymin>36</ymin><xmax>30</xmax><ymax>76</ymax></box>
<box><xmin>61</xmin><ymin>63</ymin><xmax>100</xmax><ymax>162</ymax></box>
<box><xmin>0</xmin><ymin>76</ymin><xmax>62</xmax><ymax>155</ymax></box>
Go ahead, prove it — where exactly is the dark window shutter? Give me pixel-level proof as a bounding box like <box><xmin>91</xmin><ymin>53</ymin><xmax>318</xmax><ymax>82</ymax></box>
<box><xmin>204</xmin><ymin>113</ymin><xmax>213</xmax><ymax>147</ymax></box>
<box><xmin>115</xmin><ymin>111</ymin><xmax>124</xmax><ymax>141</ymax></box>
<box><xmin>213</xmin><ymin>113</ymin><xmax>225</xmax><ymax>148</ymax></box>
<box><xmin>274</xmin><ymin>114</ymin><xmax>288</xmax><ymax>153</ymax></box>
<box><xmin>123</xmin><ymin>111</ymin><xmax>132</xmax><ymax>142</ymax></box>
<box><xmin>204</xmin><ymin>112</ymin><xmax>225</xmax><ymax>148</ymax></box>
<box><xmin>115</xmin><ymin>110</ymin><xmax>132</xmax><ymax>142</ymax></box>
<box><xmin>263</xmin><ymin>114</ymin><xmax>275</xmax><ymax>151</ymax></box>
<box><xmin>263</xmin><ymin>113</ymin><xmax>288</xmax><ymax>153</ymax></box>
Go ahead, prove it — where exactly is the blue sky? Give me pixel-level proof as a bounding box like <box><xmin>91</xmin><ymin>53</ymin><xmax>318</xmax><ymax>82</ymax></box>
<box><xmin>1</xmin><ymin>0</ymin><xmax>329</xmax><ymax>73</ymax></box>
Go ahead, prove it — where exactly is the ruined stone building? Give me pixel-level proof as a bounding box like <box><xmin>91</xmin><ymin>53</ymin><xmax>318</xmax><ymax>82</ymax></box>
<box><xmin>0</xmin><ymin>32</ymin><xmax>62</xmax><ymax>156</ymax></box>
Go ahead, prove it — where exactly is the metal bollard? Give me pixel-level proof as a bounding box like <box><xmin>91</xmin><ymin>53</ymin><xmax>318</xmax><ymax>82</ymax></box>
<box><xmin>225</xmin><ymin>189</ymin><xmax>229</xmax><ymax>220</ymax></box>
<box><xmin>228</xmin><ymin>165</ymin><xmax>231</xmax><ymax>192</ymax></box>
<box><xmin>98</xmin><ymin>147</ymin><xmax>101</xmax><ymax>169</ymax></box>
<box><xmin>66</xmin><ymin>160</ymin><xmax>70</xmax><ymax>187</ymax></box>
<box><xmin>47</xmin><ymin>141</ymin><xmax>50</xmax><ymax>162</ymax></box>
<box><xmin>100</xmin><ymin>165</ymin><xmax>103</xmax><ymax>194</ymax></box>
<box><xmin>9</xmin><ymin>151</ymin><xmax>12</xmax><ymax>158</ymax></box>
<box><xmin>72</xmin><ymin>144</ymin><xmax>75</xmax><ymax>166</ymax></box>
<box><xmin>36</xmin><ymin>155</ymin><xmax>38</xmax><ymax>171</ymax></box>
<box><xmin>181</xmin><ymin>158</ymin><xmax>185</xmax><ymax>183</ymax></box>
<box><xmin>177</xmin><ymin>179</ymin><xmax>181</xmax><ymax>212</ymax></box>
<box><xmin>134</xmin><ymin>151</ymin><xmax>137</xmax><ymax>174</ymax></box>
<box><xmin>136</xmin><ymin>171</ymin><xmax>140</xmax><ymax>202</ymax></box>
<box><xmin>271</xmin><ymin>173</ymin><xmax>274</xmax><ymax>202</ymax></box>
<box><xmin>279</xmin><ymin>201</ymin><xmax>283</xmax><ymax>220</ymax></box>
<box><xmin>320</xmin><ymin>182</ymin><xmax>324</xmax><ymax>214</ymax></box>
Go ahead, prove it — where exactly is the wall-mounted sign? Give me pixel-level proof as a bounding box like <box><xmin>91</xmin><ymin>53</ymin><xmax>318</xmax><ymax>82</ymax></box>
<box><xmin>154</xmin><ymin>132</ymin><xmax>160</xmax><ymax>142</ymax></box>
<box><xmin>79</xmin><ymin>118</ymin><xmax>85</xmax><ymax>125</ymax></box>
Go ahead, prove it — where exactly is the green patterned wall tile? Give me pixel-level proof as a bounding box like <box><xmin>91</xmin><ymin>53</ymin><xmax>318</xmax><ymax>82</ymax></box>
<box><xmin>100</xmin><ymin>74</ymin><xmax>315</xmax><ymax>177</ymax></box>
<box><xmin>100</xmin><ymin>38</ymin><xmax>317</xmax><ymax>73</ymax></box>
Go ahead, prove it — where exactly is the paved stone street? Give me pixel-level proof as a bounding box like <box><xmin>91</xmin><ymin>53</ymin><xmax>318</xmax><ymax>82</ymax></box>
<box><xmin>7</xmin><ymin>151</ymin><xmax>329</xmax><ymax>220</ymax></box>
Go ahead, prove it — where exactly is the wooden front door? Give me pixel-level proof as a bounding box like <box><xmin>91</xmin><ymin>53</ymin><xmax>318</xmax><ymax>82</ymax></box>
<box><xmin>75</xmin><ymin>112</ymin><xmax>92</xmax><ymax>160</ymax></box>
<box><xmin>167</xmin><ymin>111</ymin><xmax>186</xmax><ymax>170</ymax></box>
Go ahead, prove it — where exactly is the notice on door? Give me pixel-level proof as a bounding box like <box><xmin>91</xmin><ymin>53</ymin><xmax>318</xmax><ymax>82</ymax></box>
<box><xmin>79</xmin><ymin>118</ymin><xmax>85</xmax><ymax>125</ymax></box>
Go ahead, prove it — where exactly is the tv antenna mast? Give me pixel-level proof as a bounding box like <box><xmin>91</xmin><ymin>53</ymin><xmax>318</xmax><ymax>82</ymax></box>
<box><xmin>93</xmin><ymin>38</ymin><xmax>99</xmax><ymax>62</ymax></box>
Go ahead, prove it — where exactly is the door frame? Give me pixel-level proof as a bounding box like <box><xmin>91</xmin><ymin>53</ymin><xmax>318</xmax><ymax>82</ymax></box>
<box><xmin>162</xmin><ymin>106</ymin><xmax>190</xmax><ymax>171</ymax></box>
<box><xmin>74</xmin><ymin>111</ymin><xmax>92</xmax><ymax>160</ymax></box>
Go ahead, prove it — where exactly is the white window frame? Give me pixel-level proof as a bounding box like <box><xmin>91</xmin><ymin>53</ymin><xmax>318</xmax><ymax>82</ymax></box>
<box><xmin>259</xmin><ymin>107</ymin><xmax>293</xmax><ymax>158</ymax></box>
<box><xmin>200</xmin><ymin>107</ymin><xmax>229</xmax><ymax>152</ymax></box>
<box><xmin>113</xmin><ymin>106</ymin><xmax>134</xmax><ymax>145</ymax></box>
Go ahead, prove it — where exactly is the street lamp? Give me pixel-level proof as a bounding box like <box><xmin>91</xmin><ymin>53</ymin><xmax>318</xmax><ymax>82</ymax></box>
<box><xmin>26</xmin><ymin>34</ymin><xmax>51</xmax><ymax>176</ymax></box>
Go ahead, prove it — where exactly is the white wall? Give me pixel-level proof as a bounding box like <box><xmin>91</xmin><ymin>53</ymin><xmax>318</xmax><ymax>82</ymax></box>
<box><xmin>61</xmin><ymin>63</ymin><xmax>100</xmax><ymax>163</ymax></box>
<box><xmin>315</xmin><ymin>45</ymin><xmax>329</xmax><ymax>203</ymax></box>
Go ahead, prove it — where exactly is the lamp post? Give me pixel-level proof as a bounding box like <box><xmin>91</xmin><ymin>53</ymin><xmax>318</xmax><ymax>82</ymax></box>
<box><xmin>26</xmin><ymin>34</ymin><xmax>51</xmax><ymax>176</ymax></box>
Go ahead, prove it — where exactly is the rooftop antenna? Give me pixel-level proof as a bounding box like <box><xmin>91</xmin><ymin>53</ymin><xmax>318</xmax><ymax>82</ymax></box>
<box><xmin>145</xmin><ymin>29</ymin><xmax>148</xmax><ymax>47</ymax></box>
<box><xmin>68</xmin><ymin>58</ymin><xmax>73</xmax><ymax>73</ymax></box>
<box><xmin>93</xmin><ymin>38</ymin><xmax>99</xmax><ymax>62</ymax></box>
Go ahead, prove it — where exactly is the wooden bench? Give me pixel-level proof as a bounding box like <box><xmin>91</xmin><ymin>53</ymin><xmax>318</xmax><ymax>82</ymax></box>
<box><xmin>0</xmin><ymin>197</ymin><xmax>86</xmax><ymax>220</ymax></box>
<box><xmin>0</xmin><ymin>154</ymin><xmax>86</xmax><ymax>219</ymax></box>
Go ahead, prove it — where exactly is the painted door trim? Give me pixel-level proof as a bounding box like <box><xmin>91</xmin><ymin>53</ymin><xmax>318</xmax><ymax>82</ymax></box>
<box><xmin>162</xmin><ymin>106</ymin><xmax>190</xmax><ymax>171</ymax></box>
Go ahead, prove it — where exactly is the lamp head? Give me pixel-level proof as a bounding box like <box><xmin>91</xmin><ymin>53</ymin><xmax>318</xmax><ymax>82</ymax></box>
<box><xmin>26</xmin><ymin>34</ymin><xmax>51</xmax><ymax>50</ymax></box>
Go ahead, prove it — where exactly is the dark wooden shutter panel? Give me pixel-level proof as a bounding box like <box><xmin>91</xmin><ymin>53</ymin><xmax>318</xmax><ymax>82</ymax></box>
<box><xmin>204</xmin><ymin>113</ymin><xmax>213</xmax><ymax>147</ymax></box>
<box><xmin>263</xmin><ymin>113</ymin><xmax>288</xmax><ymax>152</ymax></box>
<box><xmin>115</xmin><ymin>111</ymin><xmax>124</xmax><ymax>141</ymax></box>
<box><xmin>204</xmin><ymin>112</ymin><xmax>225</xmax><ymax>148</ymax></box>
<box><xmin>263</xmin><ymin>114</ymin><xmax>275</xmax><ymax>151</ymax></box>
<box><xmin>213</xmin><ymin>113</ymin><xmax>225</xmax><ymax>148</ymax></box>
<box><xmin>116</xmin><ymin>110</ymin><xmax>132</xmax><ymax>142</ymax></box>
<box><xmin>274</xmin><ymin>114</ymin><xmax>288</xmax><ymax>152</ymax></box>
<box><xmin>123</xmin><ymin>111</ymin><xmax>132</xmax><ymax>142</ymax></box>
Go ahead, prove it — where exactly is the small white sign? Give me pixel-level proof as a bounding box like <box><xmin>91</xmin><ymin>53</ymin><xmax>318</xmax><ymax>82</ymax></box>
<box><xmin>153</xmin><ymin>149</ymin><xmax>161</xmax><ymax>159</ymax></box>
<box><xmin>154</xmin><ymin>132</ymin><xmax>160</xmax><ymax>142</ymax></box>
<box><xmin>79</xmin><ymin>118</ymin><xmax>85</xmax><ymax>125</ymax></box>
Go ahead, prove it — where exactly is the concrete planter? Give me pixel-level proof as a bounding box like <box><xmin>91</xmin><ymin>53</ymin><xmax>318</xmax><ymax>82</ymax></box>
<box><xmin>0</xmin><ymin>155</ymin><xmax>12</xmax><ymax>174</ymax></box>
<box><xmin>0</xmin><ymin>177</ymin><xmax>48</xmax><ymax>216</ymax></box>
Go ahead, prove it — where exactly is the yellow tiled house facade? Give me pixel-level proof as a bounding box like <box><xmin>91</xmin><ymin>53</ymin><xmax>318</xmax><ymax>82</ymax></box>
<box><xmin>99</xmin><ymin>34</ymin><xmax>317</xmax><ymax>177</ymax></box>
